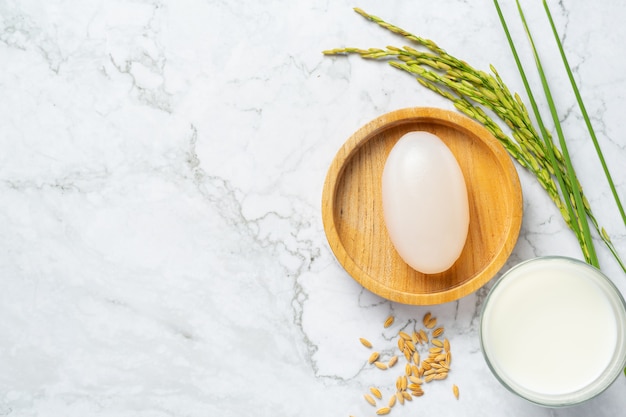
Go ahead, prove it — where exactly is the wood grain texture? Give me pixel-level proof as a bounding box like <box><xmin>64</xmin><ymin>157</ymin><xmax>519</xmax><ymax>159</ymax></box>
<box><xmin>321</xmin><ymin>107</ymin><xmax>523</xmax><ymax>305</ymax></box>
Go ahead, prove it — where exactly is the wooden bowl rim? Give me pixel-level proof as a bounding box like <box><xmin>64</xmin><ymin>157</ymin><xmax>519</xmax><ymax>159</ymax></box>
<box><xmin>321</xmin><ymin>107</ymin><xmax>523</xmax><ymax>305</ymax></box>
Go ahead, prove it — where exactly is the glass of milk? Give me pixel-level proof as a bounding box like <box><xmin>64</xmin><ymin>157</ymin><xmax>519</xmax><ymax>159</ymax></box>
<box><xmin>480</xmin><ymin>256</ymin><xmax>626</xmax><ymax>407</ymax></box>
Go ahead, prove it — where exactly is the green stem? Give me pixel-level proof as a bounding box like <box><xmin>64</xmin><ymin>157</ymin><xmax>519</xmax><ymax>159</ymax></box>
<box><xmin>543</xmin><ymin>0</ymin><xmax>626</xmax><ymax>228</ymax></box>
<box><xmin>513</xmin><ymin>0</ymin><xmax>599</xmax><ymax>266</ymax></box>
<box><xmin>493</xmin><ymin>0</ymin><xmax>589</xmax><ymax>260</ymax></box>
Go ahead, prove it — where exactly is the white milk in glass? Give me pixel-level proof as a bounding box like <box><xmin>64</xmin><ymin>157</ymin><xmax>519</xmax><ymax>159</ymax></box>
<box><xmin>480</xmin><ymin>257</ymin><xmax>626</xmax><ymax>406</ymax></box>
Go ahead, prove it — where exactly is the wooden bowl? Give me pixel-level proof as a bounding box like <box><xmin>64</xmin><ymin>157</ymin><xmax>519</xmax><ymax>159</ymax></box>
<box><xmin>322</xmin><ymin>107</ymin><xmax>523</xmax><ymax>305</ymax></box>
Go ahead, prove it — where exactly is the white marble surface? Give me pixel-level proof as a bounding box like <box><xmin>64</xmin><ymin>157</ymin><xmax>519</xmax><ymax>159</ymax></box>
<box><xmin>1</xmin><ymin>0</ymin><xmax>626</xmax><ymax>416</ymax></box>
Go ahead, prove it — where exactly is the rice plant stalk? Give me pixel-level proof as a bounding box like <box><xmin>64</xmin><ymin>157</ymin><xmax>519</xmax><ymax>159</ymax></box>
<box><xmin>542</xmin><ymin>0</ymin><xmax>626</xmax><ymax>228</ymax></box>
<box><xmin>493</xmin><ymin>0</ymin><xmax>588</xmax><ymax>260</ymax></box>
<box><xmin>496</xmin><ymin>0</ymin><xmax>598</xmax><ymax>266</ymax></box>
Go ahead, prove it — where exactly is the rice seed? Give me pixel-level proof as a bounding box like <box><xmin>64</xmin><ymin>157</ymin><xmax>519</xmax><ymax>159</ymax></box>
<box><xmin>444</xmin><ymin>338</ymin><xmax>450</xmax><ymax>352</ymax></box>
<box><xmin>453</xmin><ymin>384</ymin><xmax>460</xmax><ymax>399</ymax></box>
<box><xmin>425</xmin><ymin>374</ymin><xmax>435</xmax><ymax>383</ymax></box>
<box><xmin>431</xmin><ymin>362</ymin><xmax>443</xmax><ymax>369</ymax></box>
<box><xmin>419</xmin><ymin>329</ymin><xmax>428</xmax><ymax>344</ymax></box>
<box><xmin>411</xmin><ymin>388</ymin><xmax>424</xmax><ymax>397</ymax></box>
<box><xmin>374</xmin><ymin>361</ymin><xmax>388</xmax><ymax>370</ymax></box>
<box><xmin>396</xmin><ymin>392</ymin><xmax>405</xmax><ymax>405</ymax></box>
<box><xmin>434</xmin><ymin>354</ymin><xmax>447</xmax><ymax>362</ymax></box>
<box><xmin>411</xmin><ymin>331</ymin><xmax>419</xmax><ymax>344</ymax></box>
<box><xmin>399</xmin><ymin>331</ymin><xmax>411</xmax><ymax>341</ymax></box>
<box><xmin>408</xmin><ymin>383</ymin><xmax>421</xmax><ymax>391</ymax></box>
<box><xmin>364</xmin><ymin>394</ymin><xmax>376</xmax><ymax>406</ymax></box>
<box><xmin>429</xmin><ymin>347</ymin><xmax>443</xmax><ymax>354</ymax></box>
<box><xmin>434</xmin><ymin>373</ymin><xmax>448</xmax><ymax>380</ymax></box>
<box><xmin>424</xmin><ymin>369</ymin><xmax>436</xmax><ymax>376</ymax></box>
<box><xmin>405</xmin><ymin>340</ymin><xmax>416</xmax><ymax>352</ymax></box>
<box><xmin>388</xmin><ymin>355</ymin><xmax>398</xmax><ymax>368</ymax></box>
<box><xmin>376</xmin><ymin>407</ymin><xmax>391</xmax><ymax>415</ymax></box>
<box><xmin>397</xmin><ymin>337</ymin><xmax>405</xmax><ymax>351</ymax></box>
<box><xmin>409</xmin><ymin>376</ymin><xmax>423</xmax><ymax>384</ymax></box>
<box><xmin>400</xmin><ymin>376</ymin><xmax>408</xmax><ymax>391</ymax></box>
<box><xmin>422</xmin><ymin>361</ymin><xmax>432</xmax><ymax>371</ymax></box>
<box><xmin>422</xmin><ymin>312</ymin><xmax>432</xmax><ymax>326</ymax></box>
<box><xmin>368</xmin><ymin>352</ymin><xmax>380</xmax><ymax>364</ymax></box>
<box><xmin>446</xmin><ymin>351</ymin><xmax>452</xmax><ymax>365</ymax></box>
<box><xmin>431</xmin><ymin>339</ymin><xmax>444</xmax><ymax>348</ymax></box>
<box><xmin>370</xmin><ymin>387</ymin><xmax>382</xmax><ymax>399</ymax></box>
<box><xmin>403</xmin><ymin>348</ymin><xmax>412</xmax><ymax>362</ymax></box>
<box><xmin>412</xmin><ymin>351</ymin><xmax>420</xmax><ymax>365</ymax></box>
<box><xmin>436</xmin><ymin>367</ymin><xmax>448</xmax><ymax>374</ymax></box>
<box><xmin>405</xmin><ymin>363</ymin><xmax>412</xmax><ymax>376</ymax></box>
<box><xmin>411</xmin><ymin>365</ymin><xmax>420</xmax><ymax>376</ymax></box>
<box><xmin>360</xmin><ymin>337</ymin><xmax>373</xmax><ymax>348</ymax></box>
<box><xmin>388</xmin><ymin>394</ymin><xmax>397</xmax><ymax>408</ymax></box>
<box><xmin>432</xmin><ymin>327</ymin><xmax>444</xmax><ymax>338</ymax></box>
<box><xmin>402</xmin><ymin>391</ymin><xmax>412</xmax><ymax>401</ymax></box>
<box><xmin>425</xmin><ymin>318</ymin><xmax>437</xmax><ymax>329</ymax></box>
<box><xmin>384</xmin><ymin>316</ymin><xmax>395</xmax><ymax>328</ymax></box>
<box><xmin>418</xmin><ymin>366</ymin><xmax>425</xmax><ymax>378</ymax></box>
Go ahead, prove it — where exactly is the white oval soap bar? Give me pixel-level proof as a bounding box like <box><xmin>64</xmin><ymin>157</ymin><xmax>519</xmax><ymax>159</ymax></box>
<box><xmin>382</xmin><ymin>131</ymin><xmax>470</xmax><ymax>274</ymax></box>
